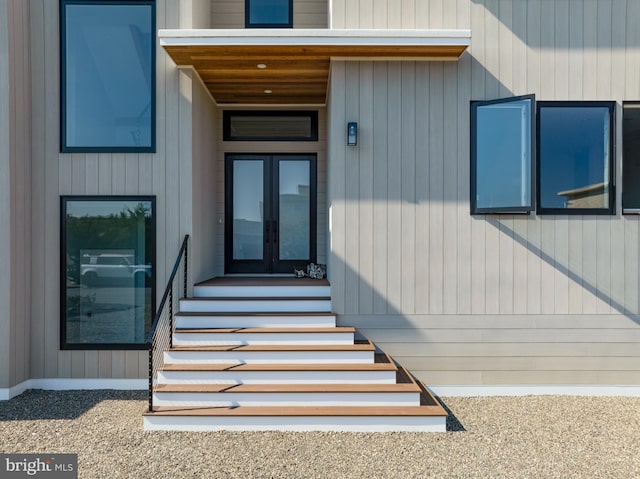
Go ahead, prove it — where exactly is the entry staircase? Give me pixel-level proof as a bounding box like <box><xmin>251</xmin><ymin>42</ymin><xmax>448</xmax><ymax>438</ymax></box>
<box><xmin>143</xmin><ymin>276</ymin><xmax>448</xmax><ymax>431</ymax></box>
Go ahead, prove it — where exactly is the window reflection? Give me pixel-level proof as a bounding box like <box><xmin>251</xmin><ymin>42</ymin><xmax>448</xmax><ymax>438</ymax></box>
<box><xmin>279</xmin><ymin>161</ymin><xmax>310</xmax><ymax>260</ymax></box>
<box><xmin>247</xmin><ymin>0</ymin><xmax>291</xmax><ymax>26</ymax></box>
<box><xmin>538</xmin><ymin>104</ymin><xmax>613</xmax><ymax>212</ymax></box>
<box><xmin>63</xmin><ymin>198</ymin><xmax>154</xmax><ymax>347</ymax></box>
<box><xmin>62</xmin><ymin>2</ymin><xmax>154</xmax><ymax>150</ymax></box>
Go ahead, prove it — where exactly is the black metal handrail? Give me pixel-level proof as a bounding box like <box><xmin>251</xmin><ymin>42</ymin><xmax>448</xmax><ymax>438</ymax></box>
<box><xmin>146</xmin><ymin>234</ymin><xmax>189</xmax><ymax>412</ymax></box>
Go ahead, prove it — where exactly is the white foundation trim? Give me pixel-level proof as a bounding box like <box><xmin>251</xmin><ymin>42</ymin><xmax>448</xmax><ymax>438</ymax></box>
<box><xmin>430</xmin><ymin>385</ymin><xmax>640</xmax><ymax>397</ymax></box>
<box><xmin>0</xmin><ymin>379</ymin><xmax>146</xmax><ymax>400</ymax></box>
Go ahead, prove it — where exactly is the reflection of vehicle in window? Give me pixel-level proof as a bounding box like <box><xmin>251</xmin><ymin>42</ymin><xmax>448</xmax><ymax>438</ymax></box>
<box><xmin>80</xmin><ymin>254</ymin><xmax>151</xmax><ymax>286</ymax></box>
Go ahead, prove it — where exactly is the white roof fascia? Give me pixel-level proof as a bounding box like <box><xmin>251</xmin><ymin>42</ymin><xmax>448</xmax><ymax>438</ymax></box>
<box><xmin>158</xmin><ymin>28</ymin><xmax>471</xmax><ymax>48</ymax></box>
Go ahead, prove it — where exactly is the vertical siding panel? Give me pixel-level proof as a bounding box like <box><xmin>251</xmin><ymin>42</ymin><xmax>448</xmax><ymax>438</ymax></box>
<box><xmin>98</xmin><ymin>350</ymin><xmax>112</xmax><ymax>378</ymax></box>
<box><xmin>512</xmin><ymin>217</ymin><xmax>528</xmax><ymax>314</ymax></box>
<box><xmin>29</xmin><ymin>0</ymin><xmax>45</xmax><ymax>379</ymax></box>
<box><xmin>415</xmin><ymin>0</ymin><xmax>428</xmax><ymax>29</ymax></box>
<box><xmin>443</xmin><ymin>0</ymin><xmax>456</xmax><ymax>28</ymax></box>
<box><xmin>582</xmin><ymin>217</ymin><xmax>598</xmax><ymax>313</ymax></box>
<box><xmin>483</xmin><ymin>0</ymin><xmax>499</xmax><ymax>99</ymax></box>
<box><xmin>456</xmin><ymin>54</ymin><xmax>471</xmax><ymax>315</ymax></box>
<box><xmin>84</xmin><ymin>351</ymin><xmax>98</xmax><ymax>378</ymax></box>
<box><xmin>442</xmin><ymin>62</ymin><xmax>458</xmax><ymax>314</ymax></box>
<box><xmin>610</xmin><ymin>1</ymin><xmax>626</xmax><ymax>98</ymax></box>
<box><xmin>372</xmin><ymin>0</ymin><xmax>387</xmax><ymax>29</ymax></box>
<box><xmin>98</xmin><ymin>153</ymin><xmax>111</xmax><ymax>194</ymax></box>
<box><xmin>358</xmin><ymin>0</ymin><xmax>373</xmax><ymax>28</ymax></box>
<box><xmin>497</xmin><ymin>0</ymin><xmax>512</xmax><ymax>95</ymax></box>
<box><xmin>539</xmin><ymin>0</ymin><xmax>554</xmax><ymax>98</ymax></box>
<box><xmin>401</xmin><ymin>62</ymin><xmax>416</xmax><ymax>314</ymax></box>
<box><xmin>414</xmin><ymin>62</ymin><xmax>430</xmax><ymax>314</ymax></box>
<box><xmin>484</xmin><ymin>218</ymin><xmax>499</xmax><ymax>315</ymax></box>
<box><xmin>511</xmin><ymin>0</ymin><xmax>527</xmax><ymax>94</ymax></box>
<box><xmin>568</xmin><ymin>0</ymin><xmax>584</xmax><ymax>100</ymax></box>
<box><xmin>358</xmin><ymin>62</ymin><xmax>374</xmax><ymax>314</ymax></box>
<box><xmin>71</xmin><ymin>351</ymin><xmax>85</xmax><ymax>378</ymax></box>
<box><xmin>498</xmin><ymin>219</ymin><xmax>513</xmax><ymax>314</ymax></box>
<box><xmin>401</xmin><ymin>0</ymin><xmax>415</xmax><ymax>28</ymax></box>
<box><xmin>470</xmin><ymin>1</ymin><xmax>485</xmax><ymax>315</ymax></box>
<box><xmin>568</xmin><ymin>218</ymin><xmax>584</xmax><ymax>314</ymax></box>
<box><xmin>125</xmin><ymin>153</ymin><xmax>138</xmax><ymax>194</ymax></box>
<box><xmin>154</xmin><ymin>0</ymin><xmax>167</xmax><ymax>288</ymax></box>
<box><xmin>610</xmin><ymin>217</ymin><xmax>625</xmax><ymax>314</ymax></box>
<box><xmin>596</xmin><ymin>217</ymin><xmax>612</xmax><ymax>313</ymax></box>
<box><xmin>332</xmin><ymin>0</ymin><xmax>345</xmax><ymax>28</ymax></box>
<box><xmin>554</xmin><ymin>217</ymin><xmax>569</xmax><ymax>313</ymax></box>
<box><xmin>596</xmin><ymin>0</ymin><xmax>612</xmax><ymax>99</ymax></box>
<box><xmin>386</xmin><ymin>63</ymin><xmax>402</xmax><ymax>312</ymax></box>
<box><xmin>582</xmin><ymin>0</ymin><xmax>597</xmax><ymax>98</ymax></box>
<box><xmin>85</xmin><ymin>153</ymin><xmax>99</xmax><ymax>195</ymax></box>
<box><xmin>387</xmin><ymin>0</ymin><xmax>401</xmax><ymax>28</ymax></box>
<box><xmin>345</xmin><ymin>0</ymin><xmax>358</xmax><ymax>28</ymax></box>
<box><xmin>372</xmin><ymin>62</ymin><xmax>389</xmax><ymax>313</ymax></box>
<box><xmin>428</xmin><ymin>63</ymin><xmax>444</xmax><ymax>315</ymax></box>
<box><xmin>624</xmin><ymin>219</ymin><xmax>639</xmax><ymax>314</ymax></box>
<box><xmin>111</xmin><ymin>353</ymin><xmax>125</xmax><ymax>378</ymax></box>
<box><xmin>554</xmin><ymin>0</ymin><xmax>569</xmax><ymax>99</ymax></box>
<box><xmin>526</xmin><ymin>219</ymin><xmax>541</xmax><ymax>314</ymax></box>
<box><xmin>344</xmin><ymin>63</ymin><xmax>360</xmax><ymax>314</ymax></box>
<box><xmin>526</xmin><ymin>0</ymin><xmax>541</xmax><ymax>95</ymax></box>
<box><xmin>329</xmin><ymin>62</ymin><xmax>346</xmax><ymax>313</ymax></box>
<box><xmin>43</xmin><ymin>0</ymin><xmax>59</xmax><ymax>378</ymax></box>
<box><xmin>139</xmin><ymin>154</ymin><xmax>153</xmax><ymax>193</ymax></box>
<box><xmin>125</xmin><ymin>351</ymin><xmax>140</xmax><ymax>378</ymax></box>
<box><xmin>625</xmin><ymin>0</ymin><xmax>640</xmax><ymax>99</ymax></box>
<box><xmin>539</xmin><ymin>218</ymin><xmax>555</xmax><ymax>314</ymax></box>
<box><xmin>112</xmin><ymin>154</ymin><xmax>126</xmax><ymax>195</ymax></box>
<box><xmin>428</xmin><ymin>0</ymin><xmax>443</xmax><ymax>29</ymax></box>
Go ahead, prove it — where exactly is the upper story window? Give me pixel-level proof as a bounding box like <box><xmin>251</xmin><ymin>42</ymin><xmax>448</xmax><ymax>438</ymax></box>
<box><xmin>223</xmin><ymin>111</ymin><xmax>318</xmax><ymax>141</ymax></box>
<box><xmin>537</xmin><ymin>102</ymin><xmax>615</xmax><ymax>215</ymax></box>
<box><xmin>246</xmin><ymin>0</ymin><xmax>293</xmax><ymax>28</ymax></box>
<box><xmin>60</xmin><ymin>0</ymin><xmax>155</xmax><ymax>152</ymax></box>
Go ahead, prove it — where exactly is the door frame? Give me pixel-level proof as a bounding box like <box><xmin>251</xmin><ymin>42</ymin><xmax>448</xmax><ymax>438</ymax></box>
<box><xmin>224</xmin><ymin>153</ymin><xmax>317</xmax><ymax>274</ymax></box>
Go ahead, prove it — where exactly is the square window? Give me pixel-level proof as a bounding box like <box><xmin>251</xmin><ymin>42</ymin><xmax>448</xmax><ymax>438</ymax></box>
<box><xmin>623</xmin><ymin>102</ymin><xmax>640</xmax><ymax>213</ymax></box>
<box><xmin>60</xmin><ymin>0</ymin><xmax>155</xmax><ymax>152</ymax></box>
<box><xmin>246</xmin><ymin>0</ymin><xmax>293</xmax><ymax>27</ymax></box>
<box><xmin>61</xmin><ymin>197</ymin><xmax>156</xmax><ymax>349</ymax></box>
<box><xmin>537</xmin><ymin>102</ymin><xmax>615</xmax><ymax>214</ymax></box>
<box><xmin>471</xmin><ymin>95</ymin><xmax>535</xmax><ymax>214</ymax></box>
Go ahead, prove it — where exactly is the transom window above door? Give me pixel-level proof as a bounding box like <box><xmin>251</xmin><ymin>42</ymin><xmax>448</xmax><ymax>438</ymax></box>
<box><xmin>246</xmin><ymin>0</ymin><xmax>293</xmax><ymax>28</ymax></box>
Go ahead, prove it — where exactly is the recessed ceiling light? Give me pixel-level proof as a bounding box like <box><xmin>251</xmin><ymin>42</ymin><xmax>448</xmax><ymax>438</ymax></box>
<box><xmin>257</xmin><ymin>63</ymin><xmax>267</xmax><ymax>69</ymax></box>
<box><xmin>264</xmin><ymin>89</ymin><xmax>272</xmax><ymax>94</ymax></box>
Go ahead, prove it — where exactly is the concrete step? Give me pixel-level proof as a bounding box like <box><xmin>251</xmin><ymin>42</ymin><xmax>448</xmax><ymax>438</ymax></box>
<box><xmin>172</xmin><ymin>327</ymin><xmax>355</xmax><ymax>346</ymax></box>
<box><xmin>174</xmin><ymin>312</ymin><xmax>337</xmax><ymax>329</ymax></box>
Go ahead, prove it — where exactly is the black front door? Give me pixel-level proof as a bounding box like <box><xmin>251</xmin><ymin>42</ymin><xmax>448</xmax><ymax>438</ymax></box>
<box><xmin>225</xmin><ymin>154</ymin><xmax>317</xmax><ymax>274</ymax></box>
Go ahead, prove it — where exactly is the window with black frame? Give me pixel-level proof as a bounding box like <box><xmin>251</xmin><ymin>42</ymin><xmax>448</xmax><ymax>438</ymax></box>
<box><xmin>61</xmin><ymin>197</ymin><xmax>155</xmax><ymax>349</ymax></box>
<box><xmin>471</xmin><ymin>95</ymin><xmax>535</xmax><ymax>214</ymax></box>
<box><xmin>60</xmin><ymin>0</ymin><xmax>155</xmax><ymax>152</ymax></box>
<box><xmin>245</xmin><ymin>0</ymin><xmax>292</xmax><ymax>27</ymax></box>
<box><xmin>537</xmin><ymin>102</ymin><xmax>615</xmax><ymax>214</ymax></box>
<box><xmin>623</xmin><ymin>102</ymin><xmax>640</xmax><ymax>213</ymax></box>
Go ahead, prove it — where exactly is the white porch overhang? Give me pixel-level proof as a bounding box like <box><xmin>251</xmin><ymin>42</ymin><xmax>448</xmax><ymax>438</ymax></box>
<box><xmin>159</xmin><ymin>29</ymin><xmax>471</xmax><ymax>105</ymax></box>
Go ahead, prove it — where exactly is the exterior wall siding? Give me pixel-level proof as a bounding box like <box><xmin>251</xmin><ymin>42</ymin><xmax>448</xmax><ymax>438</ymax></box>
<box><xmin>28</xmin><ymin>0</ymin><xmax>217</xmax><ymax>380</ymax></box>
<box><xmin>328</xmin><ymin>0</ymin><xmax>640</xmax><ymax>385</ymax></box>
<box><xmin>210</xmin><ymin>0</ymin><xmax>327</xmax><ymax>28</ymax></box>
<box><xmin>0</xmin><ymin>0</ymin><xmax>32</xmax><ymax>389</ymax></box>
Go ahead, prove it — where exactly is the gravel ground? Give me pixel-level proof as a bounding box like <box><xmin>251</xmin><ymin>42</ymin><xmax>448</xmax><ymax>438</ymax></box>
<box><xmin>1</xmin><ymin>390</ymin><xmax>639</xmax><ymax>478</ymax></box>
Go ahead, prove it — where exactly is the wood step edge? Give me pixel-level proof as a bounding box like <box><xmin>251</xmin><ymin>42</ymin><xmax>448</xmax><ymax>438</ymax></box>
<box><xmin>154</xmin><ymin>382</ymin><xmax>421</xmax><ymax>393</ymax></box>
<box><xmin>195</xmin><ymin>278</ymin><xmax>330</xmax><ymax>287</ymax></box>
<box><xmin>145</xmin><ymin>404</ymin><xmax>447</xmax><ymax>417</ymax></box>
<box><xmin>168</xmin><ymin>339</ymin><xmax>375</xmax><ymax>352</ymax></box>
<box><xmin>173</xmin><ymin>327</ymin><xmax>355</xmax><ymax>334</ymax></box>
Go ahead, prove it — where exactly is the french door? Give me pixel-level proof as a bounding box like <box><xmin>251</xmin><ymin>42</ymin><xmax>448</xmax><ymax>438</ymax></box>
<box><xmin>225</xmin><ymin>154</ymin><xmax>317</xmax><ymax>274</ymax></box>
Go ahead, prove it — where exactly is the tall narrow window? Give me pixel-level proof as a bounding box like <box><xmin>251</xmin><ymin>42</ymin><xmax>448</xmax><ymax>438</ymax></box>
<box><xmin>537</xmin><ymin>102</ymin><xmax>615</xmax><ymax>214</ymax></box>
<box><xmin>471</xmin><ymin>95</ymin><xmax>534</xmax><ymax>214</ymax></box>
<box><xmin>246</xmin><ymin>0</ymin><xmax>293</xmax><ymax>28</ymax></box>
<box><xmin>61</xmin><ymin>197</ymin><xmax>155</xmax><ymax>349</ymax></box>
<box><xmin>61</xmin><ymin>0</ymin><xmax>155</xmax><ymax>151</ymax></box>
<box><xmin>623</xmin><ymin>102</ymin><xmax>640</xmax><ymax>213</ymax></box>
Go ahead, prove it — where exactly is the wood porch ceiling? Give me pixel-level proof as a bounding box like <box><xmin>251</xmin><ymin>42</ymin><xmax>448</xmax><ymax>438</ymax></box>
<box><xmin>159</xmin><ymin>29</ymin><xmax>471</xmax><ymax>105</ymax></box>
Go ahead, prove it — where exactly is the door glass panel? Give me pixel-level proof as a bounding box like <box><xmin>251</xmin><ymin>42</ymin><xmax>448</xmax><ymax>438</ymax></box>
<box><xmin>279</xmin><ymin>161</ymin><xmax>310</xmax><ymax>260</ymax></box>
<box><xmin>233</xmin><ymin>161</ymin><xmax>264</xmax><ymax>260</ymax></box>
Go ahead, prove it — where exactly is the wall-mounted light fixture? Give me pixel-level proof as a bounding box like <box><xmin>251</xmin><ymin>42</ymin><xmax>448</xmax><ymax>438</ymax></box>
<box><xmin>347</xmin><ymin>122</ymin><xmax>358</xmax><ymax>146</ymax></box>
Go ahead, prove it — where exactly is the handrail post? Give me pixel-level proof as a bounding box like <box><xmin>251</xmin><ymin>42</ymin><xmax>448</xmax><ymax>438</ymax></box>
<box><xmin>183</xmin><ymin>240</ymin><xmax>188</xmax><ymax>299</ymax></box>
<box><xmin>148</xmin><ymin>347</ymin><xmax>153</xmax><ymax>412</ymax></box>
<box><xmin>169</xmin><ymin>287</ymin><xmax>174</xmax><ymax>349</ymax></box>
